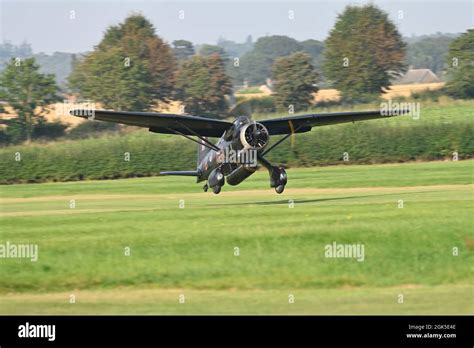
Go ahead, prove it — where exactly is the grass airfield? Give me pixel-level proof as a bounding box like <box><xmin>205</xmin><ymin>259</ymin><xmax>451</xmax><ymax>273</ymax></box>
<box><xmin>0</xmin><ymin>160</ymin><xmax>473</xmax><ymax>314</ymax></box>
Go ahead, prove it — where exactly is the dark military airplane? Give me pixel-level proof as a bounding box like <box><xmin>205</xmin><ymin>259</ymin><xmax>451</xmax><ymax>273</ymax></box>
<box><xmin>71</xmin><ymin>109</ymin><xmax>407</xmax><ymax>194</ymax></box>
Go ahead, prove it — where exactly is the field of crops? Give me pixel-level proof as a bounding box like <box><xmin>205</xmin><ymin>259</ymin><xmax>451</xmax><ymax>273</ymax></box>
<box><xmin>235</xmin><ymin>82</ymin><xmax>446</xmax><ymax>101</ymax></box>
<box><xmin>1</xmin><ymin>160</ymin><xmax>473</xmax><ymax>314</ymax></box>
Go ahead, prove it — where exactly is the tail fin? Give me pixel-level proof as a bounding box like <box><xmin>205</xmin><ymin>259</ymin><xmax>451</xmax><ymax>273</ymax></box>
<box><xmin>197</xmin><ymin>137</ymin><xmax>211</xmax><ymax>166</ymax></box>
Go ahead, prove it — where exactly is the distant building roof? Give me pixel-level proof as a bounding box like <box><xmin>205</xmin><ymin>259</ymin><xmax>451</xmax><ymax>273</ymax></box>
<box><xmin>393</xmin><ymin>69</ymin><xmax>440</xmax><ymax>85</ymax></box>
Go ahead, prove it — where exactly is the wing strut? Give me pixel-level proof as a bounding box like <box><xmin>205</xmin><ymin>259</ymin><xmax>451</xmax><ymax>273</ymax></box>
<box><xmin>261</xmin><ymin>121</ymin><xmax>305</xmax><ymax>156</ymax></box>
<box><xmin>174</xmin><ymin>120</ymin><xmax>222</xmax><ymax>151</ymax></box>
<box><xmin>165</xmin><ymin>126</ymin><xmax>220</xmax><ymax>152</ymax></box>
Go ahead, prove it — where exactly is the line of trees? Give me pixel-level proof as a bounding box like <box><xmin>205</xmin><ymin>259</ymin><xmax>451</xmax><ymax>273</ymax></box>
<box><xmin>1</xmin><ymin>6</ymin><xmax>473</xmax><ymax>146</ymax></box>
<box><xmin>0</xmin><ymin>33</ymin><xmax>459</xmax><ymax>89</ymax></box>
<box><xmin>66</xmin><ymin>6</ymin><xmax>407</xmax><ymax>114</ymax></box>
<box><xmin>63</xmin><ymin>8</ymin><xmax>474</xmax><ymax>113</ymax></box>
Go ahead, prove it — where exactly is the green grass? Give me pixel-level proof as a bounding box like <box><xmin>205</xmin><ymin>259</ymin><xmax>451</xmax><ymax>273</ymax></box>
<box><xmin>1</xmin><ymin>160</ymin><xmax>472</xmax><ymax>197</ymax></box>
<box><xmin>0</xmin><ymin>161</ymin><xmax>473</xmax><ymax>314</ymax></box>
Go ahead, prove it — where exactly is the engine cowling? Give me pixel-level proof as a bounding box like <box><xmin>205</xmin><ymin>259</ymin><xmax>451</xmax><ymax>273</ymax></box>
<box><xmin>239</xmin><ymin>122</ymin><xmax>270</xmax><ymax>150</ymax></box>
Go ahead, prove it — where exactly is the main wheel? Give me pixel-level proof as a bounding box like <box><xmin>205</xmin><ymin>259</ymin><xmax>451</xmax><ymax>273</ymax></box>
<box><xmin>275</xmin><ymin>185</ymin><xmax>285</xmax><ymax>194</ymax></box>
<box><xmin>212</xmin><ymin>185</ymin><xmax>221</xmax><ymax>194</ymax></box>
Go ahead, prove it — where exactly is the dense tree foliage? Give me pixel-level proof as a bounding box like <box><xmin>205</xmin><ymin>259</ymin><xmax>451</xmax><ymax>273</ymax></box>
<box><xmin>172</xmin><ymin>40</ymin><xmax>195</xmax><ymax>62</ymax></box>
<box><xmin>174</xmin><ymin>54</ymin><xmax>233</xmax><ymax>118</ymax></box>
<box><xmin>71</xmin><ymin>47</ymin><xmax>155</xmax><ymax>111</ymax></box>
<box><xmin>0</xmin><ymin>58</ymin><xmax>61</xmax><ymax>143</ymax></box>
<box><xmin>217</xmin><ymin>36</ymin><xmax>254</xmax><ymax>59</ymax></box>
<box><xmin>323</xmin><ymin>4</ymin><xmax>406</xmax><ymax>101</ymax></box>
<box><xmin>405</xmin><ymin>33</ymin><xmax>457</xmax><ymax>78</ymax></box>
<box><xmin>272</xmin><ymin>52</ymin><xmax>319</xmax><ymax>111</ymax></box>
<box><xmin>230</xmin><ymin>36</ymin><xmax>325</xmax><ymax>86</ymax></box>
<box><xmin>445</xmin><ymin>30</ymin><xmax>474</xmax><ymax>98</ymax></box>
<box><xmin>237</xmin><ymin>36</ymin><xmax>304</xmax><ymax>85</ymax></box>
<box><xmin>198</xmin><ymin>44</ymin><xmax>228</xmax><ymax>59</ymax></box>
<box><xmin>300</xmin><ymin>40</ymin><xmax>325</xmax><ymax>69</ymax></box>
<box><xmin>69</xmin><ymin>14</ymin><xmax>176</xmax><ymax>111</ymax></box>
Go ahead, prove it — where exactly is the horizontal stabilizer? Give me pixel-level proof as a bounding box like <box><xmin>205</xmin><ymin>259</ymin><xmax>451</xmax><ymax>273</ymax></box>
<box><xmin>160</xmin><ymin>171</ymin><xmax>201</xmax><ymax>177</ymax></box>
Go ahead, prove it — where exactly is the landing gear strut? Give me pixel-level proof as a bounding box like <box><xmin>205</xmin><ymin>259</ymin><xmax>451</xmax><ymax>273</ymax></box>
<box><xmin>258</xmin><ymin>156</ymin><xmax>287</xmax><ymax>194</ymax></box>
<box><xmin>271</xmin><ymin>168</ymin><xmax>287</xmax><ymax>194</ymax></box>
<box><xmin>203</xmin><ymin>184</ymin><xmax>208</xmax><ymax>192</ymax></box>
<box><xmin>208</xmin><ymin>167</ymin><xmax>224</xmax><ymax>194</ymax></box>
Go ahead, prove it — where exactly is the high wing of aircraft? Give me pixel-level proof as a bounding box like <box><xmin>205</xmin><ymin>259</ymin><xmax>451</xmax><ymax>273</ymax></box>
<box><xmin>70</xmin><ymin>108</ymin><xmax>409</xmax><ymax>194</ymax></box>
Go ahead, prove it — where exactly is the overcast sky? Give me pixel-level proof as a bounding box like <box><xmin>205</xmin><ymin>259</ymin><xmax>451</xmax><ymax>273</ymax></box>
<box><xmin>1</xmin><ymin>0</ymin><xmax>473</xmax><ymax>54</ymax></box>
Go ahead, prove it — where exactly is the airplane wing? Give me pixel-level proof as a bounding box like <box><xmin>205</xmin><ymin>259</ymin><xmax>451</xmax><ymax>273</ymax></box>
<box><xmin>260</xmin><ymin>110</ymin><xmax>410</xmax><ymax>135</ymax></box>
<box><xmin>69</xmin><ymin>109</ymin><xmax>233</xmax><ymax>137</ymax></box>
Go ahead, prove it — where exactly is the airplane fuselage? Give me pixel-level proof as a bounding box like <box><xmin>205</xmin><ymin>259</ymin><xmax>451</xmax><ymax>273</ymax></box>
<box><xmin>197</xmin><ymin>116</ymin><xmax>261</xmax><ymax>182</ymax></box>
<box><xmin>195</xmin><ymin>116</ymin><xmax>288</xmax><ymax>194</ymax></box>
